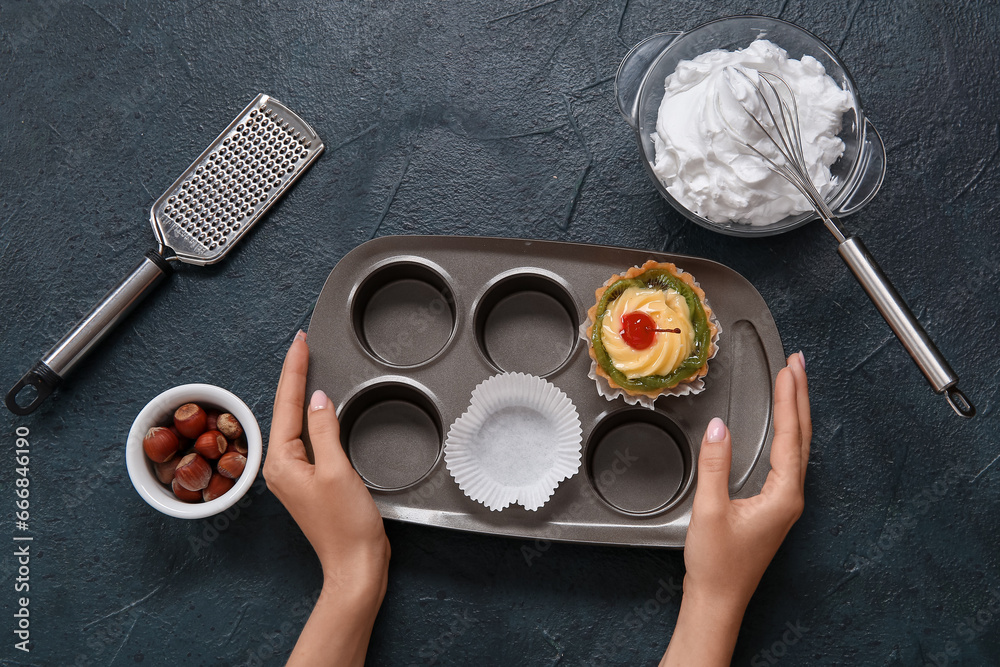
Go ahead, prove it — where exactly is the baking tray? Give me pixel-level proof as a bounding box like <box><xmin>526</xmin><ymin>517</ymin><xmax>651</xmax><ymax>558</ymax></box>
<box><xmin>305</xmin><ymin>236</ymin><xmax>784</xmax><ymax>548</ymax></box>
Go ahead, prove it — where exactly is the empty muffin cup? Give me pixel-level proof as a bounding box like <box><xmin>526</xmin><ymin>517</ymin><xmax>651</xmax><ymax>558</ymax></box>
<box><xmin>444</xmin><ymin>373</ymin><xmax>582</xmax><ymax>511</ymax></box>
<box><xmin>474</xmin><ymin>271</ymin><xmax>578</xmax><ymax>377</ymax></box>
<box><xmin>351</xmin><ymin>260</ymin><xmax>456</xmax><ymax>367</ymax></box>
<box><xmin>339</xmin><ymin>380</ymin><xmax>443</xmax><ymax>491</ymax></box>
<box><xmin>586</xmin><ymin>409</ymin><xmax>692</xmax><ymax>515</ymax></box>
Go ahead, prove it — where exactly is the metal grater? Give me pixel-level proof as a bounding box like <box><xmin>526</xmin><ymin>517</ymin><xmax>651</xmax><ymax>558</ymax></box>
<box><xmin>153</xmin><ymin>93</ymin><xmax>323</xmax><ymax>264</ymax></box>
<box><xmin>6</xmin><ymin>94</ymin><xmax>324</xmax><ymax>415</ymax></box>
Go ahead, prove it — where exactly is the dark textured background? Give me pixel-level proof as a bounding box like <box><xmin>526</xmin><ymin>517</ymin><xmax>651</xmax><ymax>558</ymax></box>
<box><xmin>2</xmin><ymin>0</ymin><xmax>999</xmax><ymax>665</ymax></box>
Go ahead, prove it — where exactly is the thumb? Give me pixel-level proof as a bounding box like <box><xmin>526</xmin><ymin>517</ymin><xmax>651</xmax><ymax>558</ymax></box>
<box><xmin>306</xmin><ymin>389</ymin><xmax>350</xmax><ymax>475</ymax></box>
<box><xmin>693</xmin><ymin>417</ymin><xmax>733</xmax><ymax>514</ymax></box>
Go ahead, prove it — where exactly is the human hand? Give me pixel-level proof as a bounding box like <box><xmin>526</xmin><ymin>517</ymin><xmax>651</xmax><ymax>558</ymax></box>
<box><xmin>263</xmin><ymin>331</ymin><xmax>390</xmax><ymax>599</ymax></box>
<box><xmin>683</xmin><ymin>351</ymin><xmax>810</xmax><ymax>611</ymax></box>
<box><xmin>662</xmin><ymin>352</ymin><xmax>810</xmax><ymax>667</ymax></box>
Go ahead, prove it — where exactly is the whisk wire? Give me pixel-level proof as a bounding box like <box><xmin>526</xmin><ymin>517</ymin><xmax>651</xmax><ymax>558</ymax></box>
<box><xmin>763</xmin><ymin>74</ymin><xmax>823</xmax><ymax>212</ymax></box>
<box><xmin>721</xmin><ymin>67</ymin><xmax>842</xmax><ymax>236</ymax></box>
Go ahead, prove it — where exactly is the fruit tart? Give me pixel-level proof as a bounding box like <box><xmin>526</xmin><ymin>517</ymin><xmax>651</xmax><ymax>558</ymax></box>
<box><xmin>585</xmin><ymin>260</ymin><xmax>718</xmax><ymax>401</ymax></box>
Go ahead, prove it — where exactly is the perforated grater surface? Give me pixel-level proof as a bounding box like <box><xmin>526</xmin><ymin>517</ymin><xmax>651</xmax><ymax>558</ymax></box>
<box><xmin>7</xmin><ymin>94</ymin><xmax>324</xmax><ymax>415</ymax></box>
<box><xmin>153</xmin><ymin>94</ymin><xmax>323</xmax><ymax>264</ymax></box>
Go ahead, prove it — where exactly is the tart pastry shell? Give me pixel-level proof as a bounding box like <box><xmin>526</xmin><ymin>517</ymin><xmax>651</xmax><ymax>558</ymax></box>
<box><xmin>581</xmin><ymin>260</ymin><xmax>721</xmax><ymax>409</ymax></box>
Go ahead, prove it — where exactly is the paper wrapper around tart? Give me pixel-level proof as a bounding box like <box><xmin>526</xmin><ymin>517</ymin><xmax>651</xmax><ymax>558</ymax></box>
<box><xmin>580</xmin><ymin>260</ymin><xmax>722</xmax><ymax>409</ymax></box>
<box><xmin>444</xmin><ymin>373</ymin><xmax>583</xmax><ymax>512</ymax></box>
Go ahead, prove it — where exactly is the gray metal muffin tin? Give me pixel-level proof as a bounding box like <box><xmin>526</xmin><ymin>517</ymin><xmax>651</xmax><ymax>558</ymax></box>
<box><xmin>305</xmin><ymin>236</ymin><xmax>784</xmax><ymax>548</ymax></box>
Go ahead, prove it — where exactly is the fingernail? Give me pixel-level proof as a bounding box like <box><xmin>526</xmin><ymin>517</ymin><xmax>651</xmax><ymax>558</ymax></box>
<box><xmin>706</xmin><ymin>417</ymin><xmax>727</xmax><ymax>443</ymax></box>
<box><xmin>294</xmin><ymin>330</ymin><xmax>307</xmax><ymax>342</ymax></box>
<box><xmin>310</xmin><ymin>389</ymin><xmax>328</xmax><ymax>412</ymax></box>
<box><xmin>797</xmin><ymin>350</ymin><xmax>806</xmax><ymax>370</ymax></box>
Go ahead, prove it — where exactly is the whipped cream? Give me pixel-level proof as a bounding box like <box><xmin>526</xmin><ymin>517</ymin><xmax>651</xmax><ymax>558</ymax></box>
<box><xmin>651</xmin><ymin>39</ymin><xmax>853</xmax><ymax>225</ymax></box>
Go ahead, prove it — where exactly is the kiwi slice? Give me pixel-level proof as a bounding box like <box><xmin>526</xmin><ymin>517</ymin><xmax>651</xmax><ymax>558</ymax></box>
<box><xmin>591</xmin><ymin>270</ymin><xmax>712</xmax><ymax>391</ymax></box>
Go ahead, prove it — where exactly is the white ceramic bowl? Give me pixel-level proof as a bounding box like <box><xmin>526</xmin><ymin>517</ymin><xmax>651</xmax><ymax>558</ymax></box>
<box><xmin>126</xmin><ymin>383</ymin><xmax>263</xmax><ymax>519</ymax></box>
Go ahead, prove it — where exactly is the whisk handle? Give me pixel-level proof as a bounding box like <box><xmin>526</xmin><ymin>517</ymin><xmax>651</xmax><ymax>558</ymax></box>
<box><xmin>5</xmin><ymin>251</ymin><xmax>173</xmax><ymax>416</ymax></box>
<box><xmin>838</xmin><ymin>237</ymin><xmax>974</xmax><ymax>417</ymax></box>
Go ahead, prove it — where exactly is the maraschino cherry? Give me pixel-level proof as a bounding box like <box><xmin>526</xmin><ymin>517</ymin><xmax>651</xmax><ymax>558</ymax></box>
<box><xmin>620</xmin><ymin>311</ymin><xmax>680</xmax><ymax>350</ymax></box>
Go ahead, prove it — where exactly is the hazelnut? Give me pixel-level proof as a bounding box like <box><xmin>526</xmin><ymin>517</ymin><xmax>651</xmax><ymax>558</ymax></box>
<box><xmin>194</xmin><ymin>430</ymin><xmax>228</xmax><ymax>460</ymax></box>
<box><xmin>224</xmin><ymin>437</ymin><xmax>248</xmax><ymax>456</ymax></box>
<box><xmin>174</xmin><ymin>453</ymin><xmax>212</xmax><ymax>491</ymax></box>
<box><xmin>202</xmin><ymin>473</ymin><xmax>235</xmax><ymax>501</ymax></box>
<box><xmin>172</xmin><ymin>478</ymin><xmax>203</xmax><ymax>503</ymax></box>
<box><xmin>217</xmin><ymin>413</ymin><xmax>244</xmax><ymax>440</ymax></box>
<box><xmin>174</xmin><ymin>403</ymin><xmax>208</xmax><ymax>439</ymax></box>
<box><xmin>143</xmin><ymin>427</ymin><xmax>180</xmax><ymax>463</ymax></box>
<box><xmin>155</xmin><ymin>457</ymin><xmax>181</xmax><ymax>485</ymax></box>
<box><xmin>217</xmin><ymin>452</ymin><xmax>247</xmax><ymax>480</ymax></box>
<box><xmin>206</xmin><ymin>410</ymin><xmax>220</xmax><ymax>432</ymax></box>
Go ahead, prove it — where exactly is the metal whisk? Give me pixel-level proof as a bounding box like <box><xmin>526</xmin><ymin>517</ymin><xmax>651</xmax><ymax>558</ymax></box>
<box><xmin>724</xmin><ymin>67</ymin><xmax>974</xmax><ymax>418</ymax></box>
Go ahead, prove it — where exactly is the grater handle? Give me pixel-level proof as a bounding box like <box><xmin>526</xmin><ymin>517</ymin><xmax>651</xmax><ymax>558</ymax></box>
<box><xmin>838</xmin><ymin>237</ymin><xmax>975</xmax><ymax>418</ymax></box>
<box><xmin>5</xmin><ymin>251</ymin><xmax>173</xmax><ymax>416</ymax></box>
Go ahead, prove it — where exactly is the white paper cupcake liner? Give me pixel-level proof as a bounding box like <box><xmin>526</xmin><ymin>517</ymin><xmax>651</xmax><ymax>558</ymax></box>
<box><xmin>444</xmin><ymin>373</ymin><xmax>583</xmax><ymax>511</ymax></box>
<box><xmin>579</xmin><ymin>265</ymin><xmax>722</xmax><ymax>409</ymax></box>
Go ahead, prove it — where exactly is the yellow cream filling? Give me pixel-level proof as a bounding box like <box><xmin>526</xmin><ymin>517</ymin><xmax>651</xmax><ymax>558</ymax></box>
<box><xmin>600</xmin><ymin>286</ymin><xmax>696</xmax><ymax>379</ymax></box>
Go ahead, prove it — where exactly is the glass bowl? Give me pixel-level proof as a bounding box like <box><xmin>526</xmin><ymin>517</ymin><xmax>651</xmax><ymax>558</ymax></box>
<box><xmin>615</xmin><ymin>15</ymin><xmax>886</xmax><ymax>237</ymax></box>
